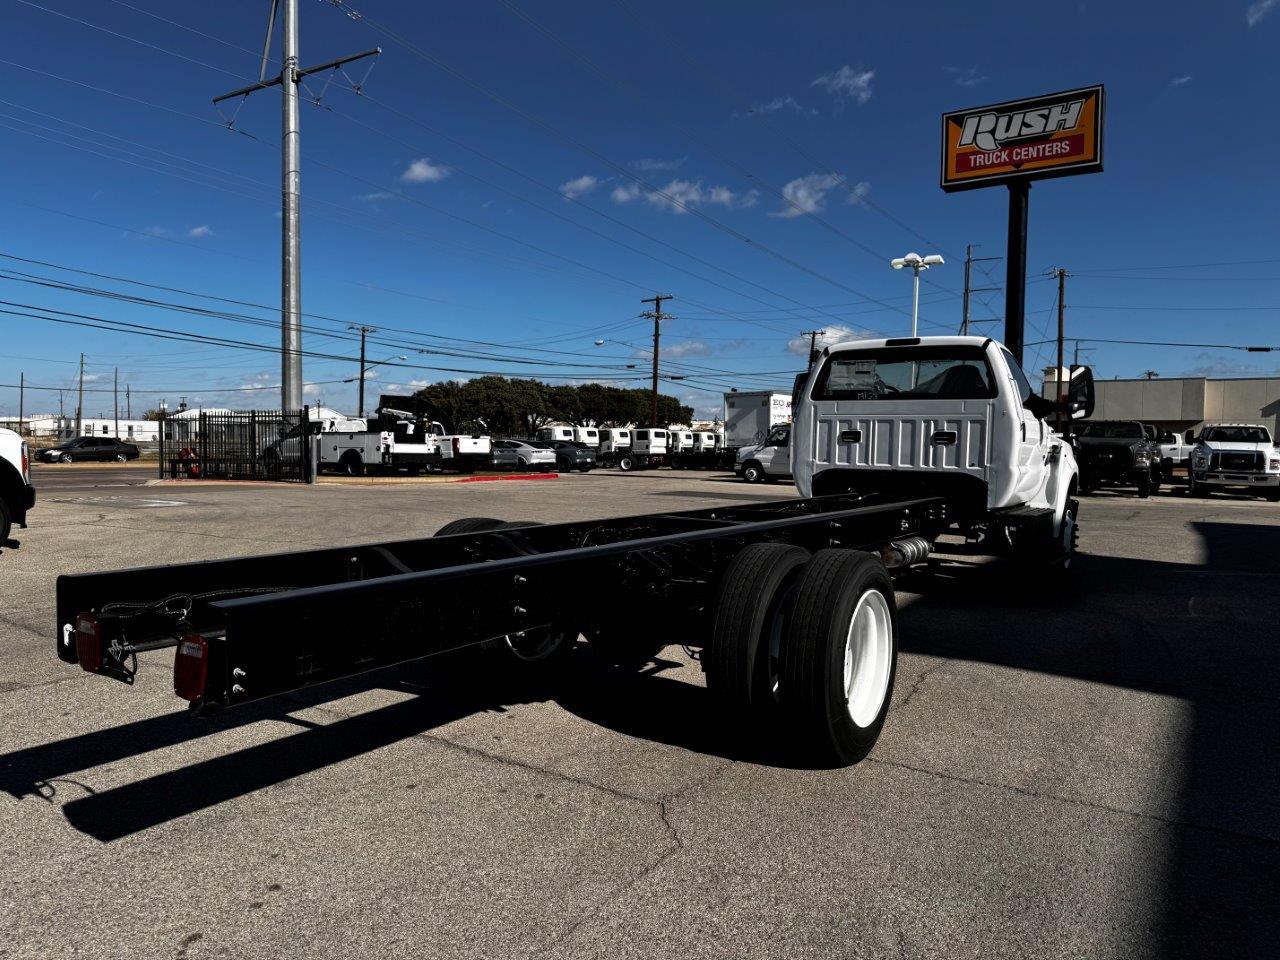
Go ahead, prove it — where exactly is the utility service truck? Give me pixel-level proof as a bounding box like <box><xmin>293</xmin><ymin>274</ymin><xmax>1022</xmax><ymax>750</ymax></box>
<box><xmin>0</xmin><ymin>426</ymin><xmax>34</xmax><ymax>551</ymax></box>
<box><xmin>52</xmin><ymin>333</ymin><xmax>1093</xmax><ymax>769</ymax></box>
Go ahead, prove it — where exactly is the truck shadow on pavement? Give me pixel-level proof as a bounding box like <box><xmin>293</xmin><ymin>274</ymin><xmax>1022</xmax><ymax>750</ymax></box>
<box><xmin>1</xmin><ymin>521</ymin><xmax>1276</xmax><ymax>957</ymax></box>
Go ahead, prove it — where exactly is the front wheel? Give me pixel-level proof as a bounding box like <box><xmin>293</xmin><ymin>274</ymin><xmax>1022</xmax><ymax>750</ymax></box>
<box><xmin>781</xmin><ymin>550</ymin><xmax>897</xmax><ymax>767</ymax></box>
<box><xmin>60</xmin><ymin>453</ymin><xmax>73</xmax><ymax>464</ymax></box>
<box><xmin>741</xmin><ymin>461</ymin><xmax>764</xmax><ymax>483</ymax></box>
<box><xmin>1136</xmin><ymin>473</ymin><xmax>1151</xmax><ymax>498</ymax></box>
<box><xmin>617</xmin><ymin>455</ymin><xmax>635</xmax><ymax>472</ymax></box>
<box><xmin>0</xmin><ymin>497</ymin><xmax>11</xmax><ymax>545</ymax></box>
<box><xmin>1266</xmin><ymin>488</ymin><xmax>1280</xmax><ymax>503</ymax></box>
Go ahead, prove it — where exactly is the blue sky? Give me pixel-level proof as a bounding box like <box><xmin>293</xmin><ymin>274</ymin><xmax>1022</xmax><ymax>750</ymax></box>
<box><xmin>1</xmin><ymin>0</ymin><xmax>1278</xmax><ymax>421</ymax></box>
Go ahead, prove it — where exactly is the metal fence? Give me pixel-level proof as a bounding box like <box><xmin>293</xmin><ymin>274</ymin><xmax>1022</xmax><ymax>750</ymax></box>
<box><xmin>158</xmin><ymin>408</ymin><xmax>313</xmax><ymax>483</ymax></box>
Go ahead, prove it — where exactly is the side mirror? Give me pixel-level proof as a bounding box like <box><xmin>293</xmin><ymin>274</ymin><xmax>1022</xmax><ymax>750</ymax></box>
<box><xmin>1066</xmin><ymin>365</ymin><xmax>1095</xmax><ymax>420</ymax></box>
<box><xmin>1185</xmin><ymin>429</ymin><xmax>1196</xmax><ymax>445</ymax></box>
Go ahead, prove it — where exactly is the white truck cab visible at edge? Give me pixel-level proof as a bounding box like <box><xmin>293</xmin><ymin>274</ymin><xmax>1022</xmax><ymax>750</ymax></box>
<box><xmin>792</xmin><ymin>335</ymin><xmax>1095</xmax><ymax>565</ymax></box>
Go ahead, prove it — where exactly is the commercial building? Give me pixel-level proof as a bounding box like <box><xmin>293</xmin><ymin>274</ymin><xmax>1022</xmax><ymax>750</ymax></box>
<box><xmin>1042</xmin><ymin>368</ymin><xmax>1280</xmax><ymax>435</ymax></box>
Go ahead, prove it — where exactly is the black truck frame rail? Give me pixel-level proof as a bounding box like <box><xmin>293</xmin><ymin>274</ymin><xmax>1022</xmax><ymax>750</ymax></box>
<box><xmin>58</xmin><ymin>492</ymin><xmax>946</xmax><ymax>713</ymax></box>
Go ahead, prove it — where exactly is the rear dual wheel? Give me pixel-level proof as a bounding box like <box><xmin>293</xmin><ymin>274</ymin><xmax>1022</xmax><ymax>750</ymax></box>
<box><xmin>707</xmin><ymin>545</ymin><xmax>897</xmax><ymax>766</ymax></box>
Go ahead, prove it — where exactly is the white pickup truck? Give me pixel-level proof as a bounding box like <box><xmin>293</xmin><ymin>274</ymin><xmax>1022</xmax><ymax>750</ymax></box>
<box><xmin>792</xmin><ymin>335</ymin><xmax>1094</xmax><ymax>566</ymax></box>
<box><xmin>0</xmin><ymin>427</ymin><xmax>35</xmax><ymax>550</ymax></box>
<box><xmin>1188</xmin><ymin>423</ymin><xmax>1280</xmax><ymax>501</ymax></box>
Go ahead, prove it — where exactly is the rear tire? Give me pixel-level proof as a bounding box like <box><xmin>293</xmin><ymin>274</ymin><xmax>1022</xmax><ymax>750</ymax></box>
<box><xmin>0</xmin><ymin>497</ymin><xmax>11</xmax><ymax>545</ymax></box>
<box><xmin>60</xmin><ymin>453</ymin><xmax>73</xmax><ymax>464</ymax></box>
<box><xmin>340</xmin><ymin>452</ymin><xmax>365</xmax><ymax>478</ymax></box>
<box><xmin>706</xmin><ymin>543</ymin><xmax>809</xmax><ymax>715</ymax></box>
<box><xmin>434</xmin><ymin>516</ymin><xmax>507</xmax><ymax>537</ymax></box>
<box><xmin>115</xmin><ymin>453</ymin><xmax>127</xmax><ymax>463</ymax></box>
<box><xmin>1266</xmin><ymin>488</ymin><xmax>1280</xmax><ymax>503</ymax></box>
<box><xmin>780</xmin><ymin>549</ymin><xmax>897</xmax><ymax>767</ymax></box>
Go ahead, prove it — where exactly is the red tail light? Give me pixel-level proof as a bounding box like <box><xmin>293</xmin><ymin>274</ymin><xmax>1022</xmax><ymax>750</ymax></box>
<box><xmin>75</xmin><ymin>613</ymin><xmax>102</xmax><ymax>673</ymax></box>
<box><xmin>173</xmin><ymin>633</ymin><xmax>209</xmax><ymax>701</ymax></box>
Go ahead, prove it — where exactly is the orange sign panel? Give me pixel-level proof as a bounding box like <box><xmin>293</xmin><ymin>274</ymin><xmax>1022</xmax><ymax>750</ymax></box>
<box><xmin>941</xmin><ymin>86</ymin><xmax>1104</xmax><ymax>192</ymax></box>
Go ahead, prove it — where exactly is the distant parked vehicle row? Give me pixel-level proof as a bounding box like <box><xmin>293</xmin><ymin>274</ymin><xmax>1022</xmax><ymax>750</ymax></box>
<box><xmin>490</xmin><ymin>439</ymin><xmax>556</xmax><ymax>472</ymax></box>
<box><xmin>39</xmin><ymin>437</ymin><xmax>140</xmax><ymax>463</ymax></box>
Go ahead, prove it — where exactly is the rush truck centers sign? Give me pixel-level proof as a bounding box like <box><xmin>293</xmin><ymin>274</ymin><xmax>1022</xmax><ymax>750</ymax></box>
<box><xmin>940</xmin><ymin>85</ymin><xmax>1104</xmax><ymax>191</ymax></box>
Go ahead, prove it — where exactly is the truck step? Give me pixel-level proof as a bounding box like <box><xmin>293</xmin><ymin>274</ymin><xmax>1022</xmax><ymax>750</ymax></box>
<box><xmin>995</xmin><ymin>505</ymin><xmax>1054</xmax><ymax>520</ymax></box>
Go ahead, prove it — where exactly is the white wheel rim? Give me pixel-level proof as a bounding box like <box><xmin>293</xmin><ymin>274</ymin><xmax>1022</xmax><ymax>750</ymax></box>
<box><xmin>842</xmin><ymin>589</ymin><xmax>893</xmax><ymax>728</ymax></box>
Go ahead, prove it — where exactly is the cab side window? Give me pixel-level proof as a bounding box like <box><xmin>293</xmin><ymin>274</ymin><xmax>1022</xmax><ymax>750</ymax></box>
<box><xmin>1000</xmin><ymin>348</ymin><xmax>1035</xmax><ymax>407</ymax></box>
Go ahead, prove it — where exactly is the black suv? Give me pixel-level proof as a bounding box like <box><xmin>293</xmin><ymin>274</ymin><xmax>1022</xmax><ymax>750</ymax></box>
<box><xmin>1073</xmin><ymin>420</ymin><xmax>1161</xmax><ymax>498</ymax></box>
<box><xmin>40</xmin><ymin>437</ymin><xmax>141</xmax><ymax>463</ymax></box>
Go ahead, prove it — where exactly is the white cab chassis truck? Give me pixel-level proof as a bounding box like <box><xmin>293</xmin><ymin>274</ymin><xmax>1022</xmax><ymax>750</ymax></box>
<box><xmin>792</xmin><ymin>336</ymin><xmax>1094</xmax><ymax>566</ymax></box>
<box><xmin>1188</xmin><ymin>423</ymin><xmax>1280</xmax><ymax>500</ymax></box>
<box><xmin>615</xmin><ymin>428</ymin><xmax>668</xmax><ymax>471</ymax></box>
<box><xmin>0</xmin><ymin>427</ymin><xmax>35</xmax><ymax>550</ymax></box>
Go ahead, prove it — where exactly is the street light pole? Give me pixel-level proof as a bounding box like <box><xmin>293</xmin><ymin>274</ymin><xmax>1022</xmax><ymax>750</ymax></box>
<box><xmin>890</xmin><ymin>253</ymin><xmax>944</xmax><ymax>337</ymax></box>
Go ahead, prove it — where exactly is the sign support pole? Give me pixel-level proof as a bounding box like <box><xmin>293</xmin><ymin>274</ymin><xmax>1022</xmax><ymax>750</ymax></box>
<box><xmin>1004</xmin><ymin>181</ymin><xmax>1030</xmax><ymax>365</ymax></box>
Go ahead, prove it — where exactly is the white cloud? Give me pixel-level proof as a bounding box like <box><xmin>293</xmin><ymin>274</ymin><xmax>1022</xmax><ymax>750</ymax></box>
<box><xmin>401</xmin><ymin>158</ymin><xmax>450</xmax><ymax>183</ymax></box>
<box><xmin>772</xmin><ymin>173</ymin><xmax>842</xmax><ymax>218</ymax></box>
<box><xmin>786</xmin><ymin>325</ymin><xmax>877</xmax><ymax>356</ymax></box>
<box><xmin>187</xmin><ymin>225</ymin><xmax>214</xmax><ymax>238</ymax></box>
<box><xmin>1247</xmin><ymin>0</ymin><xmax>1277</xmax><ymax>25</ymax></box>
<box><xmin>663</xmin><ymin>340</ymin><xmax>712</xmax><ymax>359</ymax></box>
<box><xmin>1170</xmin><ymin>75</ymin><xmax>1193</xmax><ymax>86</ymax></box>
<box><xmin>141</xmin><ymin>225</ymin><xmax>169</xmax><ymax>238</ymax></box>
<box><xmin>303</xmin><ymin>383</ymin><xmax>321</xmax><ymax>396</ymax></box>
<box><xmin>812</xmin><ymin>65</ymin><xmax>875</xmax><ymax>104</ymax></box>
<box><xmin>613</xmin><ymin>178</ymin><xmax>757</xmax><ymax>214</ymax></box>
<box><xmin>847</xmin><ymin>180</ymin><xmax>871</xmax><ymax>205</ymax></box>
<box><xmin>945</xmin><ymin>66</ymin><xmax>988</xmax><ymax>88</ymax></box>
<box><xmin>743</xmin><ymin>95</ymin><xmax>815</xmax><ymax>117</ymax></box>
<box><xmin>630</xmin><ymin>157</ymin><xmax>686</xmax><ymax>172</ymax></box>
<box><xmin>559</xmin><ymin>174</ymin><xmax>600</xmax><ymax>199</ymax></box>
<box><xmin>357</xmin><ymin>191</ymin><xmax>395</xmax><ymax>202</ymax></box>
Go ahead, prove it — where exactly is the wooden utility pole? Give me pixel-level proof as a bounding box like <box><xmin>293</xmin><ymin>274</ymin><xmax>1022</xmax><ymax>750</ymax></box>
<box><xmin>641</xmin><ymin>294</ymin><xmax>673</xmax><ymax>427</ymax></box>
<box><xmin>126</xmin><ymin>383</ymin><xmax>131</xmax><ymax>419</ymax></box>
<box><xmin>349</xmin><ymin>324</ymin><xmax>375</xmax><ymax>417</ymax></box>
<box><xmin>76</xmin><ymin>352</ymin><xmax>85</xmax><ymax>438</ymax></box>
<box><xmin>114</xmin><ymin>367</ymin><xmax>119</xmax><ymax>440</ymax></box>
<box><xmin>17</xmin><ymin>372</ymin><xmax>24</xmax><ymax>437</ymax></box>
<box><xmin>800</xmin><ymin>330</ymin><xmax>826</xmax><ymax>370</ymax></box>
<box><xmin>1049</xmin><ymin>268</ymin><xmax>1069</xmax><ymax>433</ymax></box>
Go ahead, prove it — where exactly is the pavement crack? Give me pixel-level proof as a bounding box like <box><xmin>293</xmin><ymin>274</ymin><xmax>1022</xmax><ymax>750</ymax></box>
<box><xmin>869</xmin><ymin>755</ymin><xmax>1280</xmax><ymax>848</ymax></box>
<box><xmin>895</xmin><ymin>658</ymin><xmax>950</xmax><ymax>712</ymax></box>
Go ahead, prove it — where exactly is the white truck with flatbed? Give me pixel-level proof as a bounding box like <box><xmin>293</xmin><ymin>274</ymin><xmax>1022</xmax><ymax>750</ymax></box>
<box><xmin>0</xmin><ymin>427</ymin><xmax>35</xmax><ymax>551</ymax></box>
<box><xmin>1188</xmin><ymin>423</ymin><xmax>1280</xmax><ymax>500</ymax></box>
<box><xmin>792</xmin><ymin>335</ymin><xmax>1094</xmax><ymax>565</ymax></box>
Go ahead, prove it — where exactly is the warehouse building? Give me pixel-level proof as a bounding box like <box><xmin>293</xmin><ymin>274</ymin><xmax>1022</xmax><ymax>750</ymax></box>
<box><xmin>1042</xmin><ymin>369</ymin><xmax>1280</xmax><ymax>436</ymax></box>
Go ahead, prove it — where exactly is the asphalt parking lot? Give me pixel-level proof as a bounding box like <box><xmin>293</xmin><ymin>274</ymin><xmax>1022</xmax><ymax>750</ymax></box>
<box><xmin>2</xmin><ymin>468</ymin><xmax>1278</xmax><ymax>959</ymax></box>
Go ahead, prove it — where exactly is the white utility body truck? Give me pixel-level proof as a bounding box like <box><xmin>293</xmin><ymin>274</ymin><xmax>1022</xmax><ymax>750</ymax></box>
<box><xmin>0</xmin><ymin>427</ymin><xmax>35</xmax><ymax>551</ymax></box>
<box><xmin>792</xmin><ymin>335</ymin><xmax>1094</xmax><ymax>564</ymax></box>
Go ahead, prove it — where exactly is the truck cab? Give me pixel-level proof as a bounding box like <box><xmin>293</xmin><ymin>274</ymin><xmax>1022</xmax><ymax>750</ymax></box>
<box><xmin>792</xmin><ymin>336</ymin><xmax>1093</xmax><ymax>561</ymax></box>
<box><xmin>537</xmin><ymin>425</ymin><xmax>575</xmax><ymax>444</ymax></box>
<box><xmin>598</xmin><ymin>428</ymin><xmax>631</xmax><ymax>454</ymax></box>
<box><xmin>1189</xmin><ymin>423</ymin><xmax>1280</xmax><ymax>500</ymax></box>
<box><xmin>0</xmin><ymin>427</ymin><xmax>35</xmax><ymax>549</ymax></box>
<box><xmin>573</xmin><ymin>426</ymin><xmax>600</xmax><ymax>448</ymax></box>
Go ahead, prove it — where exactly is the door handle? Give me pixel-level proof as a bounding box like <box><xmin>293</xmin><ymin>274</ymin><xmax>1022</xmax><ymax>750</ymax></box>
<box><xmin>839</xmin><ymin>429</ymin><xmax>863</xmax><ymax>444</ymax></box>
<box><xmin>931</xmin><ymin>430</ymin><xmax>958</xmax><ymax>446</ymax></box>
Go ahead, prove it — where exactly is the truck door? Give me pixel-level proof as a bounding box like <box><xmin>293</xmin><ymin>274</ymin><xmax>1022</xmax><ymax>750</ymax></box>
<box><xmin>999</xmin><ymin>348</ymin><xmax>1049</xmax><ymax>503</ymax></box>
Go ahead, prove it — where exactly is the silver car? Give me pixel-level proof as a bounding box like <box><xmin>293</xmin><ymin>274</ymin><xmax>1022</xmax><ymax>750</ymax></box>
<box><xmin>491</xmin><ymin>439</ymin><xmax>557</xmax><ymax>472</ymax></box>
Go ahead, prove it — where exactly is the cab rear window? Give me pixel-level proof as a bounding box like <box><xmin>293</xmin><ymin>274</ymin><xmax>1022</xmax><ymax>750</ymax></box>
<box><xmin>811</xmin><ymin>346</ymin><xmax>997</xmax><ymax>401</ymax></box>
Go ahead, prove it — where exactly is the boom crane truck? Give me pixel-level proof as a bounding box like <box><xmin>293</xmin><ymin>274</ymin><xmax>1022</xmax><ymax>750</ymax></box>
<box><xmin>54</xmin><ymin>335</ymin><xmax>1092</xmax><ymax>766</ymax></box>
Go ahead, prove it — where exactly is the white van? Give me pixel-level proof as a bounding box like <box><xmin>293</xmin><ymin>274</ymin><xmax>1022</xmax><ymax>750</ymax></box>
<box><xmin>536</xmin><ymin>425</ymin><xmax>575</xmax><ymax>444</ymax></box>
<box><xmin>573</xmin><ymin>426</ymin><xmax>600</xmax><ymax>447</ymax></box>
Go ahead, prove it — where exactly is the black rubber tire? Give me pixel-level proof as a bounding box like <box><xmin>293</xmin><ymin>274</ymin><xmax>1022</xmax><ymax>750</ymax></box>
<box><xmin>706</xmin><ymin>543</ymin><xmax>810</xmax><ymax>715</ymax></box>
<box><xmin>1266</xmin><ymin>488</ymin><xmax>1280</xmax><ymax>503</ymax></box>
<box><xmin>1136</xmin><ymin>473</ymin><xmax>1151</xmax><ymax>499</ymax></box>
<box><xmin>60</xmin><ymin>453</ymin><xmax>73</xmax><ymax>464</ymax></box>
<box><xmin>780</xmin><ymin>549</ymin><xmax>898</xmax><ymax>767</ymax></box>
<box><xmin>0</xmin><ymin>497</ymin><xmax>11</xmax><ymax>545</ymax></box>
<box><xmin>742</xmin><ymin>461</ymin><xmax>764</xmax><ymax>483</ymax></box>
<box><xmin>115</xmin><ymin>453</ymin><xmax>127</xmax><ymax>463</ymax></box>
<box><xmin>578</xmin><ymin>465</ymin><xmax>591</xmax><ymax>473</ymax></box>
<box><xmin>340</xmin><ymin>452</ymin><xmax>364</xmax><ymax>478</ymax></box>
<box><xmin>433</xmin><ymin>516</ymin><xmax>507</xmax><ymax>537</ymax></box>
<box><xmin>618</xmin><ymin>455</ymin><xmax>635</xmax><ymax>472</ymax></box>
<box><xmin>1149</xmin><ymin>467</ymin><xmax>1161</xmax><ymax>496</ymax></box>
